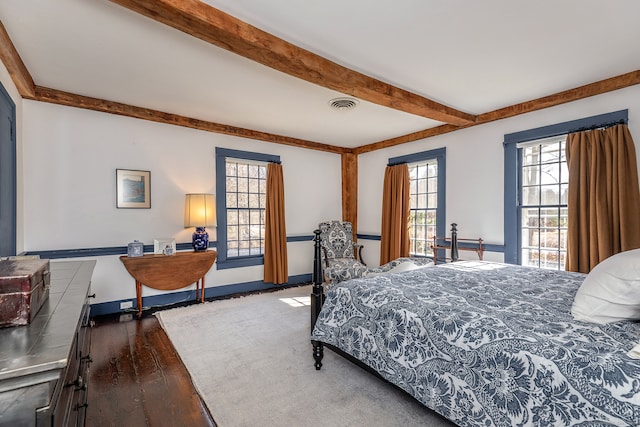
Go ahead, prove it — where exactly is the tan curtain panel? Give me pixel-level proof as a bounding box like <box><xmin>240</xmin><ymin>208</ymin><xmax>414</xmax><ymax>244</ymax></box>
<box><xmin>264</xmin><ymin>162</ymin><xmax>288</xmax><ymax>284</ymax></box>
<box><xmin>380</xmin><ymin>163</ymin><xmax>410</xmax><ymax>265</ymax></box>
<box><xmin>566</xmin><ymin>124</ymin><xmax>640</xmax><ymax>273</ymax></box>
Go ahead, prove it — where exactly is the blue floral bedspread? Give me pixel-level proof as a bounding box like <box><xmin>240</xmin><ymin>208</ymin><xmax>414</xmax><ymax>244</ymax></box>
<box><xmin>311</xmin><ymin>261</ymin><xmax>640</xmax><ymax>426</ymax></box>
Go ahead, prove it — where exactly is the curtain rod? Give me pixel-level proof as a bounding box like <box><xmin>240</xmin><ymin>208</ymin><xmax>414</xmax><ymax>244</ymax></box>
<box><xmin>570</xmin><ymin>118</ymin><xmax>627</xmax><ymax>134</ymax></box>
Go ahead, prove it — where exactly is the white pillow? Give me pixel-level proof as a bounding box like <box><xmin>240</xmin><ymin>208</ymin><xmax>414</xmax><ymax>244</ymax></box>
<box><xmin>571</xmin><ymin>248</ymin><xmax>640</xmax><ymax>324</ymax></box>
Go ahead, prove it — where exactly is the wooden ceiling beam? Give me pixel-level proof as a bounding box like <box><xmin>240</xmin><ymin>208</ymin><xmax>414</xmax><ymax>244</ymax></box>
<box><xmin>107</xmin><ymin>0</ymin><xmax>475</xmax><ymax>127</ymax></box>
<box><xmin>0</xmin><ymin>20</ymin><xmax>35</xmax><ymax>98</ymax></box>
<box><xmin>33</xmin><ymin>86</ymin><xmax>351</xmax><ymax>155</ymax></box>
<box><xmin>354</xmin><ymin>70</ymin><xmax>640</xmax><ymax>154</ymax></box>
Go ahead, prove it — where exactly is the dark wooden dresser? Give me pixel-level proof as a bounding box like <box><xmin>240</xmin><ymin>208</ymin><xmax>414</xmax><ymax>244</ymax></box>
<box><xmin>0</xmin><ymin>260</ymin><xmax>96</xmax><ymax>426</ymax></box>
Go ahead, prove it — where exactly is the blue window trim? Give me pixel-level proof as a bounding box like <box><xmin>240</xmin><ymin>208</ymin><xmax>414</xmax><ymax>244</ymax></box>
<box><xmin>389</xmin><ymin>147</ymin><xmax>446</xmax><ymax>260</ymax></box>
<box><xmin>215</xmin><ymin>147</ymin><xmax>280</xmax><ymax>270</ymax></box>
<box><xmin>503</xmin><ymin>109</ymin><xmax>628</xmax><ymax>265</ymax></box>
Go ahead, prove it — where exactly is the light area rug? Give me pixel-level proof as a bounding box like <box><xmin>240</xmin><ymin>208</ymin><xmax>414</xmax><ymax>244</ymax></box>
<box><xmin>156</xmin><ymin>285</ymin><xmax>455</xmax><ymax>427</ymax></box>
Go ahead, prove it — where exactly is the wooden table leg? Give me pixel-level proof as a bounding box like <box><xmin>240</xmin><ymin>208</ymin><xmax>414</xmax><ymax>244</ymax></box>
<box><xmin>136</xmin><ymin>280</ymin><xmax>142</xmax><ymax>318</ymax></box>
<box><xmin>200</xmin><ymin>276</ymin><xmax>205</xmax><ymax>302</ymax></box>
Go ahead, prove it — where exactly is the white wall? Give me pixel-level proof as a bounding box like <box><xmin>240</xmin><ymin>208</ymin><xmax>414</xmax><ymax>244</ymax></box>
<box><xmin>21</xmin><ymin>101</ymin><xmax>342</xmax><ymax>304</ymax></box>
<box><xmin>358</xmin><ymin>85</ymin><xmax>640</xmax><ymax>267</ymax></box>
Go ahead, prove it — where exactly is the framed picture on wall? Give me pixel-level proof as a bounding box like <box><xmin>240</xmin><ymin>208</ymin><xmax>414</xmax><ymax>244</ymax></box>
<box><xmin>116</xmin><ymin>169</ymin><xmax>151</xmax><ymax>209</ymax></box>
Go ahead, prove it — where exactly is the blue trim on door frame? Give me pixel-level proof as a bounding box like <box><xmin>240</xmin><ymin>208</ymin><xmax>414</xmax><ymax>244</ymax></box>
<box><xmin>0</xmin><ymin>81</ymin><xmax>16</xmax><ymax>256</ymax></box>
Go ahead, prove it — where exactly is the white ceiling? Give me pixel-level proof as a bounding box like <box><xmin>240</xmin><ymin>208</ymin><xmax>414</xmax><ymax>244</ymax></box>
<box><xmin>1</xmin><ymin>0</ymin><xmax>640</xmax><ymax>148</ymax></box>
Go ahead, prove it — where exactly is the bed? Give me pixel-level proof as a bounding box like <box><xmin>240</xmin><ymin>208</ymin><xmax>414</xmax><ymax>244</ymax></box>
<box><xmin>310</xmin><ymin>236</ymin><xmax>640</xmax><ymax>426</ymax></box>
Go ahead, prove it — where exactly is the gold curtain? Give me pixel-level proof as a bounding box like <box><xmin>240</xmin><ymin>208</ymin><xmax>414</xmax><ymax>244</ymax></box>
<box><xmin>566</xmin><ymin>124</ymin><xmax>640</xmax><ymax>273</ymax></box>
<box><xmin>264</xmin><ymin>163</ymin><xmax>288</xmax><ymax>284</ymax></box>
<box><xmin>380</xmin><ymin>164</ymin><xmax>410</xmax><ymax>265</ymax></box>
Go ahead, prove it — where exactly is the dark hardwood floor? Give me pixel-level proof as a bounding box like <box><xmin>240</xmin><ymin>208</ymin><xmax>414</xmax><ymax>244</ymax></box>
<box><xmin>87</xmin><ymin>311</ymin><xmax>216</xmax><ymax>427</ymax></box>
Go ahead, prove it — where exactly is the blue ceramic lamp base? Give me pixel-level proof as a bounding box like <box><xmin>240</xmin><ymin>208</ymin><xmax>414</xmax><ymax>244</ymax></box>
<box><xmin>192</xmin><ymin>227</ymin><xmax>209</xmax><ymax>251</ymax></box>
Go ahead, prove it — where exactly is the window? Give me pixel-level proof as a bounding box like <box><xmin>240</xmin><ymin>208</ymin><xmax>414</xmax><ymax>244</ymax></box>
<box><xmin>225</xmin><ymin>158</ymin><xmax>267</xmax><ymax>258</ymax></box>
<box><xmin>503</xmin><ymin>109</ymin><xmax>628</xmax><ymax>268</ymax></box>
<box><xmin>409</xmin><ymin>160</ymin><xmax>438</xmax><ymax>257</ymax></box>
<box><xmin>215</xmin><ymin>148</ymin><xmax>280</xmax><ymax>269</ymax></box>
<box><xmin>519</xmin><ymin>137</ymin><xmax>568</xmax><ymax>270</ymax></box>
<box><xmin>388</xmin><ymin>147</ymin><xmax>446</xmax><ymax>259</ymax></box>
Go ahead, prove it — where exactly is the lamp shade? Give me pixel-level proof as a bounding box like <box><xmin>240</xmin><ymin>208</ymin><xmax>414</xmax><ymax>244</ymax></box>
<box><xmin>184</xmin><ymin>194</ymin><xmax>216</xmax><ymax>228</ymax></box>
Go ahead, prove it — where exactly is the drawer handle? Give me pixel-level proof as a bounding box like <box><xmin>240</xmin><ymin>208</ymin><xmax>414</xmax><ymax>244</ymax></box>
<box><xmin>81</xmin><ymin>354</ymin><xmax>93</xmax><ymax>364</ymax></box>
<box><xmin>76</xmin><ymin>402</ymin><xmax>89</xmax><ymax>410</ymax></box>
<box><xmin>88</xmin><ymin>293</ymin><xmax>96</xmax><ymax>298</ymax></box>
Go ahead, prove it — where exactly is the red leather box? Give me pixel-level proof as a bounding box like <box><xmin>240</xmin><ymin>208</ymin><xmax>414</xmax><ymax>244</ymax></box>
<box><xmin>0</xmin><ymin>259</ymin><xmax>50</xmax><ymax>327</ymax></box>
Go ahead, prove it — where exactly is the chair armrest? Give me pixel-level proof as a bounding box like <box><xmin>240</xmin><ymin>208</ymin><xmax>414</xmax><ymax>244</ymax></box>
<box><xmin>352</xmin><ymin>243</ymin><xmax>366</xmax><ymax>266</ymax></box>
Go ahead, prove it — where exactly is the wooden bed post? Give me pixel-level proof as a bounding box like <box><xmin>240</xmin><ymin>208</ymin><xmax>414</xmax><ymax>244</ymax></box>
<box><xmin>311</xmin><ymin>229</ymin><xmax>325</xmax><ymax>370</ymax></box>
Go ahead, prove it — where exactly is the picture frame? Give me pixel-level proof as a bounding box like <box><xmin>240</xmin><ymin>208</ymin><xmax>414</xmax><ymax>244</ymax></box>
<box><xmin>154</xmin><ymin>238</ymin><xmax>176</xmax><ymax>255</ymax></box>
<box><xmin>116</xmin><ymin>169</ymin><xmax>151</xmax><ymax>209</ymax></box>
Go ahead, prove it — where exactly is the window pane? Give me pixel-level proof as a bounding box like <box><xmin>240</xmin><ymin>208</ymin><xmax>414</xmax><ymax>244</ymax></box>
<box><xmin>522</xmin><ymin>165</ymin><xmax>540</xmax><ymax>186</ymax></box>
<box><xmin>540</xmin><ymin>143</ymin><xmax>561</xmax><ymax>164</ymax></box>
<box><xmin>522</xmin><ymin>208</ymin><xmax>540</xmax><ymax>227</ymax></box>
<box><xmin>427</xmin><ymin>194</ymin><xmax>437</xmax><ymax>209</ymax></box>
<box><xmin>249</xmin><ymin>178</ymin><xmax>259</xmax><ymax>193</ymax></box>
<box><xmin>522</xmin><ymin>145</ymin><xmax>540</xmax><ymax>166</ymax></box>
<box><xmin>417</xmin><ymin>178</ymin><xmax>427</xmax><ymax>193</ymax></box>
<box><xmin>227</xmin><ymin>211</ymin><xmax>238</xmax><ymax>225</ymax></box>
<box><xmin>226</xmin><ymin>176</ymin><xmax>237</xmax><ymax>192</ymax></box>
<box><xmin>560</xmin><ymin>184</ymin><xmax>569</xmax><ymax>205</ymax></box>
<box><xmin>427</xmin><ymin>177</ymin><xmax>437</xmax><ymax>192</ymax></box>
<box><xmin>226</xmin><ymin>193</ymin><xmax>237</xmax><ymax>208</ymax></box>
<box><xmin>408</xmin><ymin>159</ymin><xmax>439</xmax><ymax>258</ymax></box>
<box><xmin>249</xmin><ymin>194</ymin><xmax>260</xmax><ymax>208</ymax></box>
<box><xmin>417</xmin><ymin>194</ymin><xmax>427</xmax><ymax>209</ymax></box>
<box><xmin>225</xmin><ymin>158</ymin><xmax>267</xmax><ymax>259</ymax></box>
<box><xmin>541</xmin><ymin>163</ymin><xmax>560</xmax><ymax>185</ymax></box>
<box><xmin>522</xmin><ymin>186</ymin><xmax>539</xmax><ymax>206</ymax></box>
<box><xmin>518</xmin><ymin>137</ymin><xmax>567</xmax><ymax>270</ymax></box>
<box><xmin>540</xmin><ymin>184</ymin><xmax>559</xmax><ymax>205</ymax></box>
<box><xmin>238</xmin><ymin>193</ymin><xmax>248</xmax><ymax>208</ymax></box>
<box><xmin>521</xmin><ymin>228</ymin><xmax>539</xmax><ymax>248</ymax></box>
<box><xmin>238</xmin><ymin>177</ymin><xmax>248</xmax><ymax>192</ymax></box>
<box><xmin>521</xmin><ymin>248</ymin><xmax>537</xmax><ymax>267</ymax></box>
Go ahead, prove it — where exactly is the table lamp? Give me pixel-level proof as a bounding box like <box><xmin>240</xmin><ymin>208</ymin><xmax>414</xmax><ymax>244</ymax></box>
<box><xmin>184</xmin><ymin>193</ymin><xmax>216</xmax><ymax>251</ymax></box>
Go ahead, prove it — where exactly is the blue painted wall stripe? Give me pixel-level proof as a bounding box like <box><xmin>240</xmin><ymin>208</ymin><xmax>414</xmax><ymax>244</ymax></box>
<box><xmin>24</xmin><ymin>235</ymin><xmax>316</xmax><ymax>259</ymax></box>
<box><xmin>90</xmin><ymin>273</ymin><xmax>312</xmax><ymax>317</ymax></box>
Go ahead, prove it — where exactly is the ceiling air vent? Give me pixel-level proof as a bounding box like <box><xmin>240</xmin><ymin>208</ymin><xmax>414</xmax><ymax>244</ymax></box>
<box><xmin>328</xmin><ymin>97</ymin><xmax>359</xmax><ymax>111</ymax></box>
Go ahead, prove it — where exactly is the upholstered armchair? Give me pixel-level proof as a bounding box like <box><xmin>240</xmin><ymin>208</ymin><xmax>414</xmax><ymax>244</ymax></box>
<box><xmin>318</xmin><ymin>220</ymin><xmax>367</xmax><ymax>284</ymax></box>
<box><xmin>318</xmin><ymin>220</ymin><xmax>434</xmax><ymax>285</ymax></box>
